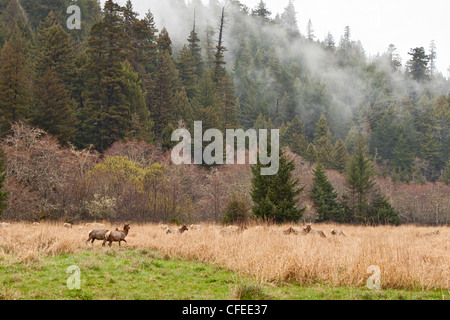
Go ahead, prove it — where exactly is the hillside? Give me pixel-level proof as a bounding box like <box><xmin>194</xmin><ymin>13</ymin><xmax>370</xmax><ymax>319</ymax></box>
<box><xmin>0</xmin><ymin>0</ymin><xmax>449</xmax><ymax>225</ymax></box>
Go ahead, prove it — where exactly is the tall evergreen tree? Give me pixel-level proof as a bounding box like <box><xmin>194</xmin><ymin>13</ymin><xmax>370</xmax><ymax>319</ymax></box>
<box><xmin>406</xmin><ymin>47</ymin><xmax>429</xmax><ymax>82</ymax></box>
<box><xmin>251</xmin><ymin>148</ymin><xmax>305</xmax><ymax>223</ymax></box>
<box><xmin>391</xmin><ymin>133</ymin><xmax>414</xmax><ymax>174</ymax></box>
<box><xmin>345</xmin><ymin>135</ymin><xmax>376</xmax><ymax>222</ymax></box>
<box><xmin>76</xmin><ymin>0</ymin><xmax>132</xmax><ymax>151</ymax></box>
<box><xmin>151</xmin><ymin>50</ymin><xmax>181</xmax><ymax>136</ymax></box>
<box><xmin>177</xmin><ymin>44</ymin><xmax>198</xmax><ymax>99</ymax></box>
<box><xmin>33</xmin><ymin>67</ymin><xmax>77</xmax><ymax>144</ymax></box>
<box><xmin>187</xmin><ymin>12</ymin><xmax>203</xmax><ymax>79</ymax></box>
<box><xmin>311</xmin><ymin>162</ymin><xmax>347</xmax><ymax>222</ymax></box>
<box><xmin>333</xmin><ymin>139</ymin><xmax>350</xmax><ymax>172</ymax></box>
<box><xmin>0</xmin><ymin>33</ymin><xmax>30</xmax><ymax>136</ymax></box>
<box><xmin>214</xmin><ymin>6</ymin><xmax>227</xmax><ymax>84</ymax></box>
<box><xmin>35</xmin><ymin>11</ymin><xmax>76</xmax><ymax>90</ymax></box>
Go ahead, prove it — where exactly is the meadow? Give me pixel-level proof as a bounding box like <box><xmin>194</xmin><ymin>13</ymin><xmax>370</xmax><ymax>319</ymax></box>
<box><xmin>0</xmin><ymin>222</ymin><xmax>448</xmax><ymax>300</ymax></box>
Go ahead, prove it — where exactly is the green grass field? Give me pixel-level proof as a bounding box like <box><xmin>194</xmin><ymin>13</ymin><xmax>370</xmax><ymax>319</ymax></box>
<box><xmin>0</xmin><ymin>249</ymin><xmax>446</xmax><ymax>300</ymax></box>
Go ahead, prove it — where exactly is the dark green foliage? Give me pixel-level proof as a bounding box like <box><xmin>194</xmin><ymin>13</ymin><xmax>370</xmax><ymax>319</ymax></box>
<box><xmin>251</xmin><ymin>149</ymin><xmax>305</xmax><ymax>223</ymax></box>
<box><xmin>406</xmin><ymin>47</ymin><xmax>429</xmax><ymax>82</ymax></box>
<box><xmin>345</xmin><ymin>135</ymin><xmax>376</xmax><ymax>222</ymax></box>
<box><xmin>366</xmin><ymin>191</ymin><xmax>401</xmax><ymax>226</ymax></box>
<box><xmin>223</xmin><ymin>194</ymin><xmax>249</xmax><ymax>225</ymax></box>
<box><xmin>311</xmin><ymin>163</ymin><xmax>348</xmax><ymax>223</ymax></box>
<box><xmin>333</xmin><ymin>139</ymin><xmax>349</xmax><ymax>172</ymax></box>
<box><xmin>0</xmin><ymin>33</ymin><xmax>30</xmax><ymax>136</ymax></box>
<box><xmin>33</xmin><ymin>67</ymin><xmax>77</xmax><ymax>144</ymax></box>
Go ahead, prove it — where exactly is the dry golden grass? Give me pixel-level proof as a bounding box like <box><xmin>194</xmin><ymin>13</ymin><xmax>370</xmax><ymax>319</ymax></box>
<box><xmin>0</xmin><ymin>222</ymin><xmax>448</xmax><ymax>290</ymax></box>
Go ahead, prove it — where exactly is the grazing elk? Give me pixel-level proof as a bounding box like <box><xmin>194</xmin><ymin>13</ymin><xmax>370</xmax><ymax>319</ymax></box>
<box><xmin>103</xmin><ymin>224</ymin><xmax>130</xmax><ymax>247</ymax></box>
<box><xmin>304</xmin><ymin>224</ymin><xmax>326</xmax><ymax>238</ymax></box>
<box><xmin>86</xmin><ymin>229</ymin><xmax>110</xmax><ymax>246</ymax></box>
<box><xmin>331</xmin><ymin>229</ymin><xmax>346</xmax><ymax>237</ymax></box>
<box><xmin>283</xmin><ymin>227</ymin><xmax>305</xmax><ymax>235</ymax></box>
<box><xmin>219</xmin><ymin>225</ymin><xmax>248</xmax><ymax>235</ymax></box>
<box><xmin>166</xmin><ymin>225</ymin><xmax>189</xmax><ymax>234</ymax></box>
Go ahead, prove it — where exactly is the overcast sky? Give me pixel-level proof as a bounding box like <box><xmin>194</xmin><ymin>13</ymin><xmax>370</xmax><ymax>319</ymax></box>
<box><xmin>101</xmin><ymin>0</ymin><xmax>450</xmax><ymax>76</ymax></box>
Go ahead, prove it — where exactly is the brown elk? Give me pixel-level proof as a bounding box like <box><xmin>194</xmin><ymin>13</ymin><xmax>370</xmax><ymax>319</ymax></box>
<box><xmin>86</xmin><ymin>229</ymin><xmax>110</xmax><ymax>246</ymax></box>
<box><xmin>303</xmin><ymin>224</ymin><xmax>326</xmax><ymax>238</ymax></box>
<box><xmin>103</xmin><ymin>224</ymin><xmax>130</xmax><ymax>247</ymax></box>
<box><xmin>166</xmin><ymin>225</ymin><xmax>189</xmax><ymax>234</ymax></box>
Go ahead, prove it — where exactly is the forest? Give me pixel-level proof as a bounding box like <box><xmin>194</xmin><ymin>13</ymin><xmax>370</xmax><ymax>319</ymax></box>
<box><xmin>0</xmin><ymin>0</ymin><xmax>448</xmax><ymax>225</ymax></box>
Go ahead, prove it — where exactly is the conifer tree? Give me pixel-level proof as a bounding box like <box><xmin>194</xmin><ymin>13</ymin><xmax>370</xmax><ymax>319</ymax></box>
<box><xmin>76</xmin><ymin>0</ymin><xmax>132</xmax><ymax>151</ymax></box>
<box><xmin>314</xmin><ymin>114</ymin><xmax>334</xmax><ymax>168</ymax></box>
<box><xmin>177</xmin><ymin>44</ymin><xmax>198</xmax><ymax>99</ymax></box>
<box><xmin>251</xmin><ymin>149</ymin><xmax>305</xmax><ymax>223</ymax></box>
<box><xmin>282</xmin><ymin>115</ymin><xmax>308</xmax><ymax>156</ymax></box>
<box><xmin>214</xmin><ymin>7</ymin><xmax>227</xmax><ymax>84</ymax></box>
<box><xmin>204</xmin><ymin>25</ymin><xmax>216</xmax><ymax>70</ymax></box>
<box><xmin>311</xmin><ymin>162</ymin><xmax>347</xmax><ymax>222</ymax></box>
<box><xmin>187</xmin><ymin>13</ymin><xmax>203</xmax><ymax>79</ymax></box>
<box><xmin>151</xmin><ymin>49</ymin><xmax>181</xmax><ymax>136</ymax></box>
<box><xmin>35</xmin><ymin>11</ymin><xmax>76</xmax><ymax>91</ymax></box>
<box><xmin>33</xmin><ymin>67</ymin><xmax>77</xmax><ymax>144</ymax></box>
<box><xmin>392</xmin><ymin>133</ymin><xmax>414</xmax><ymax>174</ymax></box>
<box><xmin>366</xmin><ymin>190</ymin><xmax>401</xmax><ymax>226</ymax></box>
<box><xmin>333</xmin><ymin>139</ymin><xmax>350</xmax><ymax>172</ymax></box>
<box><xmin>345</xmin><ymin>135</ymin><xmax>376</xmax><ymax>222</ymax></box>
<box><xmin>305</xmin><ymin>143</ymin><xmax>317</xmax><ymax>164</ymax></box>
<box><xmin>157</xmin><ymin>27</ymin><xmax>172</xmax><ymax>55</ymax></box>
<box><xmin>0</xmin><ymin>34</ymin><xmax>30</xmax><ymax>136</ymax></box>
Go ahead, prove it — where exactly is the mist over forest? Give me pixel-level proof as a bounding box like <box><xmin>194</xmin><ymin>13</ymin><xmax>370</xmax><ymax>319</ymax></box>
<box><xmin>0</xmin><ymin>0</ymin><xmax>448</xmax><ymax>225</ymax></box>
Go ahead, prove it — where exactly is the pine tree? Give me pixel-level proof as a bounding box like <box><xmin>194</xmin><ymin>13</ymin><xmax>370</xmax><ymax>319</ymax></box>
<box><xmin>314</xmin><ymin>114</ymin><xmax>334</xmax><ymax>168</ymax></box>
<box><xmin>214</xmin><ymin>7</ymin><xmax>227</xmax><ymax>84</ymax></box>
<box><xmin>187</xmin><ymin>13</ymin><xmax>203</xmax><ymax>79</ymax></box>
<box><xmin>33</xmin><ymin>67</ymin><xmax>77</xmax><ymax>144</ymax></box>
<box><xmin>306</xmin><ymin>19</ymin><xmax>315</xmax><ymax>41</ymax></box>
<box><xmin>252</xmin><ymin>0</ymin><xmax>271</xmax><ymax>20</ymax></box>
<box><xmin>406</xmin><ymin>47</ymin><xmax>429</xmax><ymax>82</ymax></box>
<box><xmin>392</xmin><ymin>133</ymin><xmax>414</xmax><ymax>174</ymax></box>
<box><xmin>204</xmin><ymin>25</ymin><xmax>216</xmax><ymax>70</ymax></box>
<box><xmin>121</xmin><ymin>61</ymin><xmax>154</xmax><ymax>143</ymax></box>
<box><xmin>0</xmin><ymin>146</ymin><xmax>7</xmax><ymax>217</ymax></box>
<box><xmin>35</xmin><ymin>11</ymin><xmax>76</xmax><ymax>91</ymax></box>
<box><xmin>151</xmin><ymin>50</ymin><xmax>181</xmax><ymax>136</ymax></box>
<box><xmin>215</xmin><ymin>73</ymin><xmax>238</xmax><ymax>129</ymax></box>
<box><xmin>0</xmin><ymin>33</ymin><xmax>30</xmax><ymax>136</ymax></box>
<box><xmin>333</xmin><ymin>139</ymin><xmax>350</xmax><ymax>172</ymax></box>
<box><xmin>251</xmin><ymin>149</ymin><xmax>305</xmax><ymax>223</ymax></box>
<box><xmin>366</xmin><ymin>190</ymin><xmax>401</xmax><ymax>226</ymax></box>
<box><xmin>345</xmin><ymin>135</ymin><xmax>376</xmax><ymax>223</ymax></box>
<box><xmin>282</xmin><ymin>115</ymin><xmax>308</xmax><ymax>156</ymax></box>
<box><xmin>280</xmin><ymin>0</ymin><xmax>299</xmax><ymax>38</ymax></box>
<box><xmin>157</xmin><ymin>27</ymin><xmax>172</xmax><ymax>55</ymax></box>
<box><xmin>76</xmin><ymin>0</ymin><xmax>132</xmax><ymax>151</ymax></box>
<box><xmin>305</xmin><ymin>143</ymin><xmax>317</xmax><ymax>164</ymax></box>
<box><xmin>311</xmin><ymin>162</ymin><xmax>347</xmax><ymax>222</ymax></box>
<box><xmin>177</xmin><ymin>44</ymin><xmax>198</xmax><ymax>99</ymax></box>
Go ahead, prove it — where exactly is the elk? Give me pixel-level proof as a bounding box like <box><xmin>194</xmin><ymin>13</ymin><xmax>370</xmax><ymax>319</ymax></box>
<box><xmin>283</xmin><ymin>227</ymin><xmax>305</xmax><ymax>235</ymax></box>
<box><xmin>104</xmin><ymin>224</ymin><xmax>130</xmax><ymax>247</ymax></box>
<box><xmin>304</xmin><ymin>224</ymin><xmax>326</xmax><ymax>238</ymax></box>
<box><xmin>86</xmin><ymin>229</ymin><xmax>110</xmax><ymax>246</ymax></box>
<box><xmin>219</xmin><ymin>225</ymin><xmax>248</xmax><ymax>235</ymax></box>
<box><xmin>166</xmin><ymin>225</ymin><xmax>189</xmax><ymax>234</ymax></box>
<box><xmin>331</xmin><ymin>229</ymin><xmax>346</xmax><ymax>236</ymax></box>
